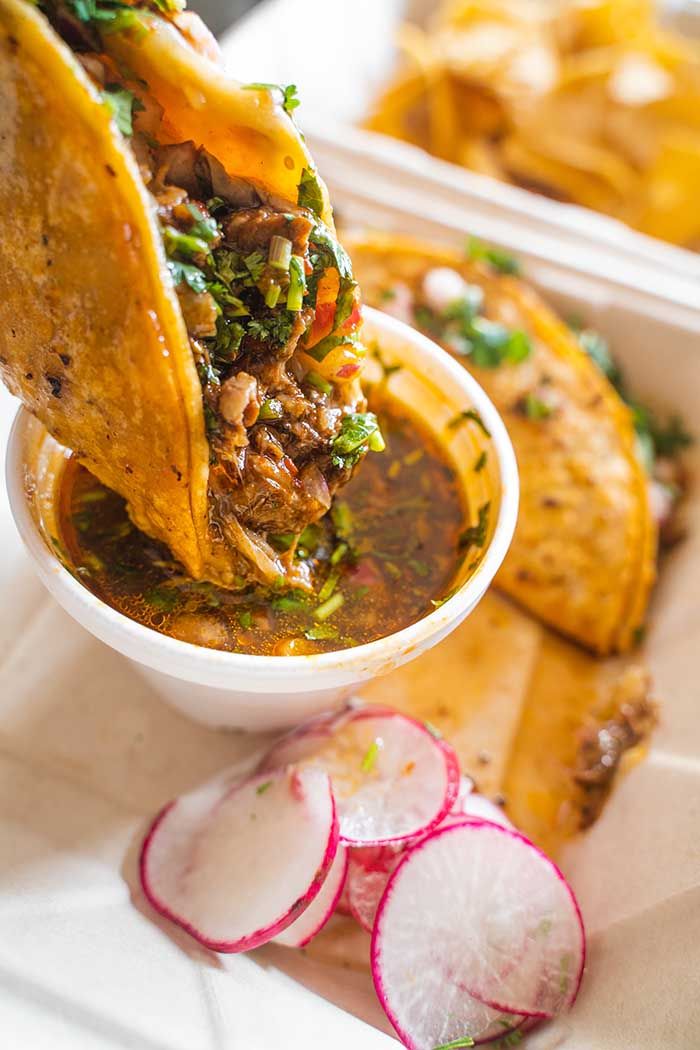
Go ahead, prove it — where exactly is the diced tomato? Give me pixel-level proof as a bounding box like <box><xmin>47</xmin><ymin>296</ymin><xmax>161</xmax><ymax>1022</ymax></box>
<box><xmin>305</xmin><ymin>267</ymin><xmax>340</xmax><ymax>349</ymax></box>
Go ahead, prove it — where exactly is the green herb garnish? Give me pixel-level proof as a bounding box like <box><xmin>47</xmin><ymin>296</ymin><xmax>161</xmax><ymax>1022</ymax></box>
<box><xmin>287</xmin><ymin>254</ymin><xmax>307</xmax><ymax>311</ymax></box>
<box><xmin>304</xmin><ymin>623</ymin><xmax>339</xmax><ymax>641</ymax></box>
<box><xmin>331</xmin><ymin>501</ymin><xmax>353</xmax><ymax>539</ymax></box>
<box><xmin>306</xmin><ymin>371</ymin><xmax>333</xmax><ymax>396</ymax></box>
<box><xmin>467</xmin><ymin>236</ymin><xmax>521</xmax><ymax>276</ymax></box>
<box><xmin>473</xmin><ymin>450</ymin><xmax>488</xmax><ymax>472</ymax></box>
<box><xmin>447</xmin><ymin>409</ymin><xmax>491</xmax><ymax>437</ymax></box>
<box><xmin>272</xmin><ymin>592</ymin><xmax>309</xmax><ymax>613</ymax></box>
<box><xmin>432</xmin><ymin>1038</ymin><xmax>475</xmax><ymax>1050</ymax></box>
<box><xmin>521</xmin><ymin>393</ymin><xmax>553</xmax><ymax>420</ymax></box>
<box><xmin>256</xmin><ymin>779</ymin><xmax>273</xmax><ymax>795</ymax></box>
<box><xmin>246</xmin><ymin>312</ymin><xmax>294</xmax><ymax>347</ymax></box>
<box><xmin>145</xmin><ymin>586</ymin><xmax>179</xmax><ymax>612</ymax></box>
<box><xmin>243</xmin><ymin>82</ymin><xmax>301</xmax><ymax>118</ymax></box>
<box><xmin>331</xmin><ymin>413</ymin><xmax>385</xmax><ymax>470</ymax></box>
<box><xmin>297</xmin><ymin>167</ymin><xmax>325</xmax><ymax>218</ymax></box>
<box><xmin>101</xmin><ymin>85</ymin><xmax>143</xmax><ymax>137</ymax></box>
<box><xmin>361</xmin><ymin>739</ymin><xmax>381</xmax><ymax>774</ymax></box>
<box><xmin>185</xmin><ymin>203</ymin><xmax>218</xmax><ymax>244</ymax></box>
<box><xmin>458</xmin><ymin>502</ymin><xmax>491</xmax><ymax>551</ymax></box>
<box><xmin>314</xmin><ymin>591</ymin><xmax>345</xmax><ymax>622</ymax></box>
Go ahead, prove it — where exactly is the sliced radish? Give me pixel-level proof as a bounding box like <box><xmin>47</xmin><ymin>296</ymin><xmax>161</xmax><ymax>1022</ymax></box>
<box><xmin>273</xmin><ymin>845</ymin><xmax>349</xmax><ymax>948</ymax></box>
<box><xmin>347</xmin><ymin>844</ymin><xmax>405</xmax><ymax>933</ymax></box>
<box><xmin>450</xmin><ymin>790</ymin><xmax>515</xmax><ymax>830</ymax></box>
<box><xmin>140</xmin><ymin>767</ymin><xmax>338</xmax><ymax>952</ymax></box>
<box><xmin>371</xmin><ymin>822</ymin><xmax>585</xmax><ymax>1049</ymax></box>
<box><xmin>346</xmin><ymin>784</ymin><xmax>512</xmax><ymax>936</ymax></box>
<box><xmin>260</xmin><ymin>705</ymin><xmax>460</xmax><ymax>846</ymax></box>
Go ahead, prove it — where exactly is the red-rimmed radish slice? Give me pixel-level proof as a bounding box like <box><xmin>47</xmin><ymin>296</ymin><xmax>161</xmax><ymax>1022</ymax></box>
<box><xmin>273</xmin><ymin>845</ymin><xmax>349</xmax><ymax>948</ymax></box>
<box><xmin>140</xmin><ymin>767</ymin><xmax>338</xmax><ymax>952</ymax></box>
<box><xmin>335</xmin><ymin>879</ymin><xmax>352</xmax><ymax>917</ymax></box>
<box><xmin>347</xmin><ymin>844</ymin><xmax>405</xmax><ymax>933</ymax></box>
<box><xmin>371</xmin><ymin>822</ymin><xmax>585</xmax><ymax>1049</ymax></box>
<box><xmin>260</xmin><ymin>705</ymin><xmax>460</xmax><ymax>846</ymax></box>
<box><xmin>449</xmin><ymin>790</ymin><xmax>515</xmax><ymax>830</ymax></box>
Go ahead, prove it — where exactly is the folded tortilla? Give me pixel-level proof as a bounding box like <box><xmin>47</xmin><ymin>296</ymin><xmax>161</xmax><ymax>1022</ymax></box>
<box><xmin>0</xmin><ymin>0</ymin><xmax>367</xmax><ymax>589</ymax></box>
<box><xmin>346</xmin><ymin>232</ymin><xmax>656</xmax><ymax>654</ymax></box>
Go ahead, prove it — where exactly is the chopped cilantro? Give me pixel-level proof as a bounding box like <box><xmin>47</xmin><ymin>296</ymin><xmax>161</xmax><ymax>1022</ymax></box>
<box><xmin>67</xmin><ymin>0</ymin><xmax>145</xmax><ymax>30</ymax></box>
<box><xmin>309</xmin><ymin>222</ymin><xmax>353</xmax><ymax>279</ymax></box>
<box><xmin>244</xmin><ymin>251</ymin><xmax>266</xmax><ymax>282</ymax></box>
<box><xmin>243</xmin><ymin>82</ymin><xmax>301</xmax><ymax>118</ymax></box>
<box><xmin>576</xmin><ymin>328</ymin><xmax>621</xmax><ymax>385</ymax></box>
<box><xmin>167</xmin><ymin>259</ymin><xmax>208</xmax><ymax>294</ymax></box>
<box><xmin>256</xmin><ymin>779</ymin><xmax>273</xmax><ymax>795</ymax></box>
<box><xmin>459</xmin><ymin>502</ymin><xmax>491</xmax><ymax>551</ymax></box>
<box><xmin>101</xmin><ymin>85</ymin><xmax>143</xmax><ymax>137</ymax></box>
<box><xmin>297</xmin><ymin>167</ymin><xmax>324</xmax><ymax>218</ymax></box>
<box><xmin>447</xmin><ymin>409</ymin><xmax>491</xmax><ymax>438</ymax></box>
<box><xmin>331</xmin><ymin>413</ymin><xmax>384</xmax><ymax>470</ymax></box>
<box><xmin>521</xmin><ymin>393</ymin><xmax>553</xmax><ymax>420</ymax></box>
<box><xmin>144</xmin><ymin>586</ymin><xmax>179</xmax><ymax>612</ymax></box>
<box><xmin>272</xmin><ymin>592</ymin><xmax>308</xmax><ymax>613</ymax></box>
<box><xmin>467</xmin><ymin>236</ymin><xmax>521</xmax><ymax>276</ymax></box>
<box><xmin>185</xmin><ymin>204</ymin><xmax>218</xmax><ymax>244</ymax></box>
<box><xmin>633</xmin><ymin>404</ymin><xmax>693</xmax><ymax>459</ymax></box>
<box><xmin>417</xmin><ymin>296</ymin><xmax>531</xmax><ymax>368</ymax></box>
<box><xmin>162</xmin><ymin>225</ymin><xmax>211</xmax><ymax>260</ymax></box>
<box><xmin>473</xmin><ymin>450</ymin><xmax>488</xmax><ymax>472</ymax></box>
<box><xmin>210</xmin><ymin>317</ymin><xmax>245</xmax><ymax>362</ymax></box>
<box><xmin>246</xmin><ymin>312</ymin><xmax>294</xmax><ymax>347</ymax></box>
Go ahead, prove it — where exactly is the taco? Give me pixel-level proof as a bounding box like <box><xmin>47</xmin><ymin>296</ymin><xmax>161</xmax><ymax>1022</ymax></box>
<box><xmin>0</xmin><ymin>0</ymin><xmax>370</xmax><ymax>589</ymax></box>
<box><xmin>345</xmin><ymin>232</ymin><xmax>656</xmax><ymax>654</ymax></box>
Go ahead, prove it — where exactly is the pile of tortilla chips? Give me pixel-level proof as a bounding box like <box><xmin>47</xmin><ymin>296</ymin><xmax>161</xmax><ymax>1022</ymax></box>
<box><xmin>366</xmin><ymin>0</ymin><xmax>700</xmax><ymax>246</ymax></box>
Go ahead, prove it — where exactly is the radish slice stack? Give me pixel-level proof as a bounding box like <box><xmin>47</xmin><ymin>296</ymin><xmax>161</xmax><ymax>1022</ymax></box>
<box><xmin>371</xmin><ymin>822</ymin><xmax>585</xmax><ymax>1049</ymax></box>
<box><xmin>138</xmin><ymin>702</ymin><xmax>586</xmax><ymax>1048</ymax></box>
<box><xmin>260</xmin><ymin>706</ymin><xmax>460</xmax><ymax>846</ymax></box>
<box><xmin>273</xmin><ymin>845</ymin><xmax>349</xmax><ymax>948</ymax></box>
<box><xmin>140</xmin><ymin>767</ymin><xmax>338</xmax><ymax>952</ymax></box>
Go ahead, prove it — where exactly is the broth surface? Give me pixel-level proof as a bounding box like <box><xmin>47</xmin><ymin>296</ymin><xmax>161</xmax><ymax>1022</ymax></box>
<box><xmin>59</xmin><ymin>398</ymin><xmax>468</xmax><ymax>655</ymax></box>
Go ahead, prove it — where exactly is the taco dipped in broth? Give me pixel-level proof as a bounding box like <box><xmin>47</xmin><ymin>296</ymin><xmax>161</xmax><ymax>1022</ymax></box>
<box><xmin>0</xmin><ymin>0</ymin><xmax>374</xmax><ymax>590</ymax></box>
<box><xmin>345</xmin><ymin>232</ymin><xmax>675</xmax><ymax>655</ymax></box>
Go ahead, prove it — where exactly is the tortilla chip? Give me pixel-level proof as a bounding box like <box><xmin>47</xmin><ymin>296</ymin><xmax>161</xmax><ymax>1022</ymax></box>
<box><xmin>346</xmin><ymin>232</ymin><xmax>656</xmax><ymax>654</ymax></box>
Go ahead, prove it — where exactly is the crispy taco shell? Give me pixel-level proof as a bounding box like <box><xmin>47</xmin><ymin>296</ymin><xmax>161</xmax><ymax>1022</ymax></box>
<box><xmin>346</xmin><ymin>232</ymin><xmax>656</xmax><ymax>654</ymax></box>
<box><xmin>0</xmin><ymin>0</ymin><xmax>362</xmax><ymax>588</ymax></box>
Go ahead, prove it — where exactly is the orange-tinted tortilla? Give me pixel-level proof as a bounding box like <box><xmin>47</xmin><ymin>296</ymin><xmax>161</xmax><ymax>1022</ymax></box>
<box><xmin>0</xmin><ymin>0</ymin><xmax>342</xmax><ymax>586</ymax></box>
